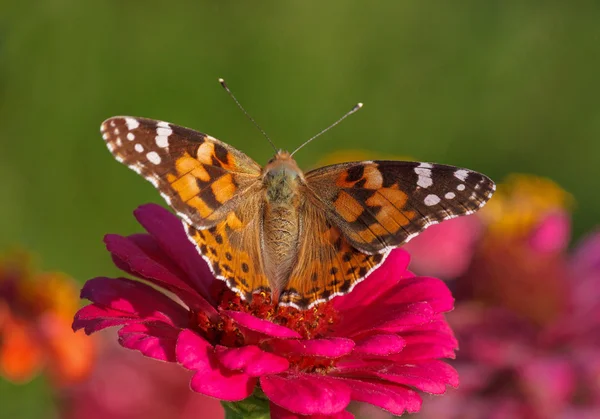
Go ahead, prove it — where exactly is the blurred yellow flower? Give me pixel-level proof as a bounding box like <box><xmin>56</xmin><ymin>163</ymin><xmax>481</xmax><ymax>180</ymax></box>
<box><xmin>480</xmin><ymin>174</ymin><xmax>573</xmax><ymax>241</ymax></box>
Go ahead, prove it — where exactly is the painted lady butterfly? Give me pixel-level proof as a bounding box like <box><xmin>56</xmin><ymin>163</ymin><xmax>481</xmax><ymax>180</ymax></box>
<box><xmin>101</xmin><ymin>88</ymin><xmax>495</xmax><ymax>309</ymax></box>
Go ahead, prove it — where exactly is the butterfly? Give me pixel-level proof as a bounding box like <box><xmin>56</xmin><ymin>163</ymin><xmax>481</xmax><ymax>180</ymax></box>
<box><xmin>101</xmin><ymin>113</ymin><xmax>495</xmax><ymax>309</ymax></box>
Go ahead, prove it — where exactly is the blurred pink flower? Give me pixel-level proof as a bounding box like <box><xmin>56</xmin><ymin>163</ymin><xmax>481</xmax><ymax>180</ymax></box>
<box><xmin>456</xmin><ymin>175</ymin><xmax>572</xmax><ymax>325</ymax></box>
<box><xmin>417</xmin><ymin>229</ymin><xmax>600</xmax><ymax>419</ymax></box>
<box><xmin>61</xmin><ymin>334</ymin><xmax>223</xmax><ymax>419</ymax></box>
<box><xmin>73</xmin><ymin>204</ymin><xmax>459</xmax><ymax>417</ymax></box>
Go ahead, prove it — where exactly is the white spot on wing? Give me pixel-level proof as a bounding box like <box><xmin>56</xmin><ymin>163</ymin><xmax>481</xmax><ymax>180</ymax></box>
<box><xmin>127</xmin><ymin>133</ymin><xmax>135</xmax><ymax>141</ymax></box>
<box><xmin>102</xmin><ymin>132</ymin><xmax>109</xmax><ymax>140</ymax></box>
<box><xmin>115</xmin><ymin>137</ymin><xmax>122</xmax><ymax>147</ymax></box>
<box><xmin>134</xmin><ymin>143</ymin><xmax>144</xmax><ymax>153</ymax></box>
<box><xmin>445</xmin><ymin>192</ymin><xmax>456</xmax><ymax>199</ymax></box>
<box><xmin>113</xmin><ymin>128</ymin><xmax>120</xmax><ymax>135</ymax></box>
<box><xmin>415</xmin><ymin>164</ymin><xmax>433</xmax><ymax>189</ymax></box>
<box><xmin>457</xmin><ymin>184</ymin><xmax>466</xmax><ymax>191</ymax></box>
<box><xmin>147</xmin><ymin>151</ymin><xmax>161</xmax><ymax>165</ymax></box>
<box><xmin>454</xmin><ymin>169</ymin><xmax>469</xmax><ymax>181</ymax></box>
<box><xmin>424</xmin><ymin>194</ymin><xmax>441</xmax><ymax>206</ymax></box>
<box><xmin>155</xmin><ymin>126</ymin><xmax>172</xmax><ymax>148</ymax></box>
<box><xmin>125</xmin><ymin>118</ymin><xmax>140</xmax><ymax>130</ymax></box>
<box><xmin>157</xmin><ymin>121</ymin><xmax>170</xmax><ymax>128</ymax></box>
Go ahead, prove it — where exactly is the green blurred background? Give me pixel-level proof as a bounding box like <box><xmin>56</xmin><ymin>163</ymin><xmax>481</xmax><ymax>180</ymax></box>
<box><xmin>1</xmin><ymin>1</ymin><xmax>599</xmax><ymax>417</ymax></box>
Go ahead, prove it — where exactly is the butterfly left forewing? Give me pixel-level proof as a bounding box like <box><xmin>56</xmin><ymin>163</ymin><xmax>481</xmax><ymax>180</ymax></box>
<box><xmin>101</xmin><ymin>116</ymin><xmax>262</xmax><ymax>228</ymax></box>
<box><xmin>305</xmin><ymin>160</ymin><xmax>495</xmax><ymax>254</ymax></box>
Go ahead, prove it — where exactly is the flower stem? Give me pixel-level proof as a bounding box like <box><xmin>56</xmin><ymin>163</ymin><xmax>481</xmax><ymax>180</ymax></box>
<box><xmin>221</xmin><ymin>388</ymin><xmax>271</xmax><ymax>419</ymax></box>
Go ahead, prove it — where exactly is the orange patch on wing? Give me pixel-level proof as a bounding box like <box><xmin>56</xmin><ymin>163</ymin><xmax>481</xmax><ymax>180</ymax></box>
<box><xmin>187</xmin><ymin>196</ymin><xmax>214</xmax><ymax>218</ymax></box>
<box><xmin>335</xmin><ymin>171</ymin><xmax>357</xmax><ymax>188</ymax></box>
<box><xmin>211</xmin><ymin>174</ymin><xmax>236</xmax><ymax>203</ymax></box>
<box><xmin>334</xmin><ymin>191</ymin><xmax>364</xmax><ymax>222</ymax></box>
<box><xmin>226</xmin><ymin>212</ymin><xmax>244</xmax><ymax>230</ymax></box>
<box><xmin>366</xmin><ymin>189</ymin><xmax>416</xmax><ymax>230</ymax></box>
<box><xmin>174</xmin><ymin>154</ymin><xmax>211</xmax><ymax>181</ymax></box>
<box><xmin>171</xmin><ymin>174</ymin><xmax>200</xmax><ymax>202</ymax></box>
<box><xmin>368</xmin><ymin>185</ymin><xmax>409</xmax><ymax>208</ymax></box>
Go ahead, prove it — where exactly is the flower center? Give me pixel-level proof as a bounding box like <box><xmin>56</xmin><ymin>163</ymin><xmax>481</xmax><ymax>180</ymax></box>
<box><xmin>189</xmin><ymin>285</ymin><xmax>339</xmax><ymax>356</ymax></box>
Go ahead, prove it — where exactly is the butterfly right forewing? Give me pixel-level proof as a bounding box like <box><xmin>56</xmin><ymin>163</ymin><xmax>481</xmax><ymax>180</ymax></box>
<box><xmin>305</xmin><ymin>160</ymin><xmax>495</xmax><ymax>254</ymax></box>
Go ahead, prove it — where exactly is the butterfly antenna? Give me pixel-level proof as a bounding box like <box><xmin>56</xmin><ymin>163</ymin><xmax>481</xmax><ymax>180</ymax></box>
<box><xmin>218</xmin><ymin>78</ymin><xmax>278</xmax><ymax>153</ymax></box>
<box><xmin>290</xmin><ymin>102</ymin><xmax>363</xmax><ymax>156</ymax></box>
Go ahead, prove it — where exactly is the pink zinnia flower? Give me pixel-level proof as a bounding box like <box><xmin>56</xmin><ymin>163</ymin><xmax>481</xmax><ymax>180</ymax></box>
<box><xmin>73</xmin><ymin>204</ymin><xmax>458</xmax><ymax>418</ymax></box>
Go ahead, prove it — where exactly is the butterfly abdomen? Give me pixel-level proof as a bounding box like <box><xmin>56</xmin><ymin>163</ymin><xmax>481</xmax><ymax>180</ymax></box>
<box><xmin>261</xmin><ymin>155</ymin><xmax>305</xmax><ymax>297</ymax></box>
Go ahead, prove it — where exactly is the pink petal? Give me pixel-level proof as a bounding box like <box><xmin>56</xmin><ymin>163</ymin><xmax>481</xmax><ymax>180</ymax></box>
<box><xmin>134</xmin><ymin>204</ymin><xmax>215</xmax><ymax>300</ymax></box>
<box><xmin>353</xmin><ymin>334</ymin><xmax>405</xmax><ymax>356</ymax></box>
<box><xmin>379</xmin><ymin>276</ymin><xmax>454</xmax><ymax>313</ymax></box>
<box><xmin>270</xmin><ymin>402</ymin><xmax>354</xmax><ymax>419</ymax></box>
<box><xmin>73</xmin><ymin>304</ymin><xmax>141</xmax><ymax>334</ymax></box>
<box><xmin>269</xmin><ymin>338</ymin><xmax>355</xmax><ymax>358</ymax></box>
<box><xmin>79</xmin><ymin>277</ymin><xmax>189</xmax><ymax>326</ymax></box>
<box><xmin>121</xmin><ymin>234</ymin><xmax>219</xmax><ymax>316</ymax></box>
<box><xmin>343</xmin><ymin>378</ymin><xmax>423</xmax><ymax>415</ymax></box>
<box><xmin>214</xmin><ymin>345</ymin><xmax>289</xmax><ymax>376</ymax></box>
<box><xmin>176</xmin><ymin>330</ymin><xmax>255</xmax><ymax>401</ymax></box>
<box><xmin>105</xmin><ymin>234</ymin><xmax>217</xmax><ymax>317</ymax></box>
<box><xmin>261</xmin><ymin>374</ymin><xmax>351</xmax><ymax>415</ymax></box>
<box><xmin>339</xmin><ymin>361</ymin><xmax>459</xmax><ymax>393</ymax></box>
<box><xmin>222</xmin><ymin>310</ymin><xmax>301</xmax><ymax>339</ymax></box>
<box><xmin>334</xmin><ymin>249</ymin><xmax>411</xmax><ymax>312</ymax></box>
<box><xmin>118</xmin><ymin>321</ymin><xmax>180</xmax><ymax>362</ymax></box>
<box><xmin>336</xmin><ymin>302</ymin><xmax>435</xmax><ymax>337</ymax></box>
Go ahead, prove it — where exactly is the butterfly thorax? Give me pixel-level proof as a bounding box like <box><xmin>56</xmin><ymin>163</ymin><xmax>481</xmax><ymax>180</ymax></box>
<box><xmin>261</xmin><ymin>151</ymin><xmax>305</xmax><ymax>296</ymax></box>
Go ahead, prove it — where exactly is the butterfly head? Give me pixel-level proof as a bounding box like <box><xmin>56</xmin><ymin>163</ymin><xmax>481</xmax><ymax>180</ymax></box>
<box><xmin>263</xmin><ymin>151</ymin><xmax>304</xmax><ymax>203</ymax></box>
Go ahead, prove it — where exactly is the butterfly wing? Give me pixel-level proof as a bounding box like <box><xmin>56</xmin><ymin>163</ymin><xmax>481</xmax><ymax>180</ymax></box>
<box><xmin>278</xmin><ymin>160</ymin><xmax>494</xmax><ymax>309</ymax></box>
<box><xmin>101</xmin><ymin>116</ymin><xmax>262</xmax><ymax>228</ymax></box>
<box><xmin>279</xmin><ymin>199</ymin><xmax>386</xmax><ymax>309</ymax></box>
<box><xmin>305</xmin><ymin>160</ymin><xmax>496</xmax><ymax>254</ymax></box>
<box><xmin>184</xmin><ymin>190</ymin><xmax>270</xmax><ymax>301</ymax></box>
<box><xmin>102</xmin><ymin>116</ymin><xmax>271</xmax><ymax>299</ymax></box>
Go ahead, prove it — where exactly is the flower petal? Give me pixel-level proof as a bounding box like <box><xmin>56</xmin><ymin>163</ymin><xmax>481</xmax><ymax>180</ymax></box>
<box><xmin>133</xmin><ymin>204</ymin><xmax>215</xmax><ymax>300</ymax></box>
<box><xmin>78</xmin><ymin>277</ymin><xmax>188</xmax><ymax>326</ymax></box>
<box><xmin>338</xmin><ymin>360</ymin><xmax>459</xmax><ymax>393</ymax></box>
<box><xmin>261</xmin><ymin>373</ymin><xmax>351</xmax><ymax>415</ymax></box>
<box><xmin>105</xmin><ymin>234</ymin><xmax>218</xmax><ymax>317</ymax></box>
<box><xmin>335</xmin><ymin>302</ymin><xmax>435</xmax><ymax>337</ymax></box>
<box><xmin>222</xmin><ymin>310</ymin><xmax>301</xmax><ymax>339</ymax></box>
<box><xmin>270</xmin><ymin>402</ymin><xmax>354</xmax><ymax>419</ymax></box>
<box><xmin>215</xmin><ymin>345</ymin><xmax>289</xmax><ymax>376</ymax></box>
<box><xmin>269</xmin><ymin>337</ymin><xmax>355</xmax><ymax>358</ymax></box>
<box><xmin>118</xmin><ymin>321</ymin><xmax>180</xmax><ymax>362</ymax></box>
<box><xmin>353</xmin><ymin>334</ymin><xmax>406</xmax><ymax>356</ymax></box>
<box><xmin>343</xmin><ymin>378</ymin><xmax>423</xmax><ymax>415</ymax></box>
<box><xmin>176</xmin><ymin>330</ymin><xmax>255</xmax><ymax>401</ymax></box>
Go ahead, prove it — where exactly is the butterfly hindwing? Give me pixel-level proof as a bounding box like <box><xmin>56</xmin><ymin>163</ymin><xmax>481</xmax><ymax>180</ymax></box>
<box><xmin>184</xmin><ymin>191</ymin><xmax>270</xmax><ymax>300</ymax></box>
<box><xmin>101</xmin><ymin>116</ymin><xmax>262</xmax><ymax>228</ymax></box>
<box><xmin>305</xmin><ymin>161</ymin><xmax>495</xmax><ymax>254</ymax></box>
<box><xmin>279</xmin><ymin>201</ymin><xmax>386</xmax><ymax>308</ymax></box>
